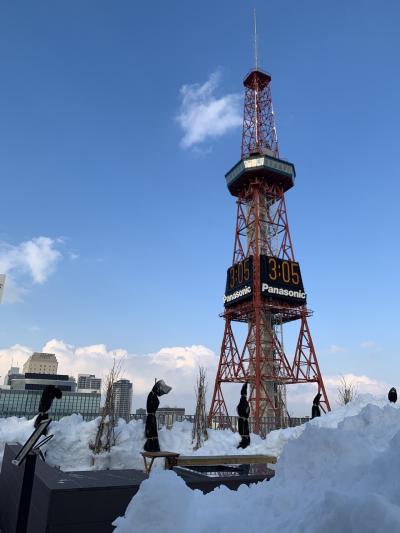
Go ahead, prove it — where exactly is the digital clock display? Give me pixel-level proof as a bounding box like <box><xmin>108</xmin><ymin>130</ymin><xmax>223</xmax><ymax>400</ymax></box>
<box><xmin>224</xmin><ymin>257</ymin><xmax>253</xmax><ymax>307</ymax></box>
<box><xmin>223</xmin><ymin>255</ymin><xmax>306</xmax><ymax>307</ymax></box>
<box><xmin>261</xmin><ymin>256</ymin><xmax>306</xmax><ymax>303</ymax></box>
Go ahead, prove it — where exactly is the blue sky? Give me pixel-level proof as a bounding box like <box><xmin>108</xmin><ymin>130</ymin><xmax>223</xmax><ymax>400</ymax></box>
<box><xmin>0</xmin><ymin>1</ymin><xmax>399</xmax><ymax>412</ymax></box>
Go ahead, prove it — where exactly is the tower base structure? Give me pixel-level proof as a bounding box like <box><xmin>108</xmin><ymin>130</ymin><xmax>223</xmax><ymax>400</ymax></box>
<box><xmin>209</xmin><ymin>300</ymin><xmax>330</xmax><ymax>437</ymax></box>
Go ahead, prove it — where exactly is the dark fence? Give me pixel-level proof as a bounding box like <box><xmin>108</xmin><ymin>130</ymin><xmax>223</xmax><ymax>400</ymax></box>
<box><xmin>130</xmin><ymin>413</ymin><xmax>310</xmax><ymax>432</ymax></box>
<box><xmin>0</xmin><ymin>404</ymin><xmax>309</xmax><ymax>431</ymax></box>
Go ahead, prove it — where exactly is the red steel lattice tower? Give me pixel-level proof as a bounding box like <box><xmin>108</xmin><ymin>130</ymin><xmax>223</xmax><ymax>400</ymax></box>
<box><xmin>208</xmin><ymin>67</ymin><xmax>330</xmax><ymax>436</ymax></box>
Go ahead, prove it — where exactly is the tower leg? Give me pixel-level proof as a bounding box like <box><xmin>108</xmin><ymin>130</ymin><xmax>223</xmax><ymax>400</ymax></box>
<box><xmin>291</xmin><ymin>314</ymin><xmax>330</xmax><ymax>412</ymax></box>
<box><xmin>208</xmin><ymin>319</ymin><xmax>243</xmax><ymax>430</ymax></box>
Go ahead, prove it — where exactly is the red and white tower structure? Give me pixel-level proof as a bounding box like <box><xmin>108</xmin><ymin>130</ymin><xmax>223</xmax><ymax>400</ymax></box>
<box><xmin>208</xmin><ymin>60</ymin><xmax>330</xmax><ymax>436</ymax></box>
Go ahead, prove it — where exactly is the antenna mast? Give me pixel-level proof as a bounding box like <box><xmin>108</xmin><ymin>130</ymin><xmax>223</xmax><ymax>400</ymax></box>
<box><xmin>253</xmin><ymin>8</ymin><xmax>258</xmax><ymax>70</ymax></box>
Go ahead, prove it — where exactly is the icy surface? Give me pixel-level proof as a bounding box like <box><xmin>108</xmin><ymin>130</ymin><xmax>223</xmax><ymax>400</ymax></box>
<box><xmin>0</xmin><ymin>393</ymin><xmax>391</xmax><ymax>472</ymax></box>
<box><xmin>113</xmin><ymin>395</ymin><xmax>400</xmax><ymax>533</ymax></box>
<box><xmin>2</xmin><ymin>394</ymin><xmax>400</xmax><ymax>532</ymax></box>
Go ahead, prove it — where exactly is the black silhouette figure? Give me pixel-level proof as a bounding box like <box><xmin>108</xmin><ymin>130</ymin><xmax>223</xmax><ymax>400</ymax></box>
<box><xmin>237</xmin><ymin>383</ymin><xmax>251</xmax><ymax>449</ymax></box>
<box><xmin>388</xmin><ymin>387</ymin><xmax>397</xmax><ymax>403</ymax></box>
<box><xmin>311</xmin><ymin>392</ymin><xmax>322</xmax><ymax>419</ymax></box>
<box><xmin>144</xmin><ymin>380</ymin><xmax>172</xmax><ymax>452</ymax></box>
<box><xmin>34</xmin><ymin>385</ymin><xmax>63</xmax><ymax>432</ymax></box>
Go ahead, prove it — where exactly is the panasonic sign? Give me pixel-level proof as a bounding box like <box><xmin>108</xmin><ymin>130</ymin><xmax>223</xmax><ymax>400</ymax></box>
<box><xmin>261</xmin><ymin>283</ymin><xmax>306</xmax><ymax>301</ymax></box>
<box><xmin>223</xmin><ymin>285</ymin><xmax>252</xmax><ymax>305</ymax></box>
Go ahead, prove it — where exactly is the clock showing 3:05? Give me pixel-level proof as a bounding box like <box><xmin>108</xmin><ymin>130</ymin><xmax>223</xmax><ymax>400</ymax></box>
<box><xmin>261</xmin><ymin>255</ymin><xmax>306</xmax><ymax>303</ymax></box>
<box><xmin>224</xmin><ymin>256</ymin><xmax>253</xmax><ymax>307</ymax></box>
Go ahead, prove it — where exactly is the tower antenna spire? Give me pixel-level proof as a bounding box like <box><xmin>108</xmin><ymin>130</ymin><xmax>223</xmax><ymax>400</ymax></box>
<box><xmin>253</xmin><ymin>8</ymin><xmax>258</xmax><ymax>70</ymax></box>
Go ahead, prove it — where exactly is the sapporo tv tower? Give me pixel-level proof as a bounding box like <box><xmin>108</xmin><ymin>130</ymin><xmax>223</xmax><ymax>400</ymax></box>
<box><xmin>208</xmin><ymin>19</ymin><xmax>330</xmax><ymax>436</ymax></box>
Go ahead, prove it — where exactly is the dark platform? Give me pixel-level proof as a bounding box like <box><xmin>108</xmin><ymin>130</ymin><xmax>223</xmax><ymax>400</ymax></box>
<box><xmin>0</xmin><ymin>444</ymin><xmax>274</xmax><ymax>532</ymax></box>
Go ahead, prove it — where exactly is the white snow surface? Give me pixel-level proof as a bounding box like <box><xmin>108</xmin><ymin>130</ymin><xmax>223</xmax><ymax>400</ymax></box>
<box><xmin>112</xmin><ymin>394</ymin><xmax>400</xmax><ymax>533</ymax></box>
<box><xmin>2</xmin><ymin>394</ymin><xmax>400</xmax><ymax>532</ymax></box>
<box><xmin>0</xmin><ymin>394</ymin><xmax>387</xmax><ymax>472</ymax></box>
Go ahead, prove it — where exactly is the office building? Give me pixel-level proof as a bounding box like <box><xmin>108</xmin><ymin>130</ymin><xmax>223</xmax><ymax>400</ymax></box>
<box><xmin>77</xmin><ymin>374</ymin><xmax>102</xmax><ymax>392</ymax></box>
<box><xmin>9</xmin><ymin>373</ymin><xmax>77</xmax><ymax>392</ymax></box>
<box><xmin>3</xmin><ymin>367</ymin><xmax>24</xmax><ymax>387</ymax></box>
<box><xmin>0</xmin><ymin>389</ymin><xmax>100</xmax><ymax>421</ymax></box>
<box><xmin>112</xmin><ymin>379</ymin><xmax>132</xmax><ymax>422</ymax></box>
<box><xmin>0</xmin><ymin>364</ymin><xmax>99</xmax><ymax>421</ymax></box>
<box><xmin>23</xmin><ymin>352</ymin><xmax>58</xmax><ymax>375</ymax></box>
<box><xmin>158</xmin><ymin>407</ymin><xmax>185</xmax><ymax>417</ymax></box>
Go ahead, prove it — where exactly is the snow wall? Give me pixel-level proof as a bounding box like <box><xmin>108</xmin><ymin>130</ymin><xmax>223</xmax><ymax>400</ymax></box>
<box><xmin>1</xmin><ymin>394</ymin><xmax>400</xmax><ymax>532</ymax></box>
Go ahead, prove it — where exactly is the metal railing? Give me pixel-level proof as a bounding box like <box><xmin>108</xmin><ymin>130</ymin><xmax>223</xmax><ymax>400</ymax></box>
<box><xmin>0</xmin><ymin>407</ymin><xmax>309</xmax><ymax>432</ymax></box>
<box><xmin>130</xmin><ymin>413</ymin><xmax>310</xmax><ymax>433</ymax></box>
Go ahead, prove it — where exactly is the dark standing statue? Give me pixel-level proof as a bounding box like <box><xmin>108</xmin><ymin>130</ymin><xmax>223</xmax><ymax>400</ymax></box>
<box><xmin>388</xmin><ymin>387</ymin><xmax>397</xmax><ymax>403</ymax></box>
<box><xmin>311</xmin><ymin>392</ymin><xmax>322</xmax><ymax>419</ymax></box>
<box><xmin>144</xmin><ymin>380</ymin><xmax>172</xmax><ymax>452</ymax></box>
<box><xmin>237</xmin><ymin>383</ymin><xmax>250</xmax><ymax>449</ymax></box>
<box><xmin>34</xmin><ymin>385</ymin><xmax>63</xmax><ymax>431</ymax></box>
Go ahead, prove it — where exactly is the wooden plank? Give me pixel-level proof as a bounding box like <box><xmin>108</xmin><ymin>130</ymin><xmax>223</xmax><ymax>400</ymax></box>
<box><xmin>176</xmin><ymin>454</ymin><xmax>277</xmax><ymax>466</ymax></box>
<box><xmin>140</xmin><ymin>451</ymin><xmax>180</xmax><ymax>473</ymax></box>
<box><xmin>140</xmin><ymin>451</ymin><xmax>180</xmax><ymax>458</ymax></box>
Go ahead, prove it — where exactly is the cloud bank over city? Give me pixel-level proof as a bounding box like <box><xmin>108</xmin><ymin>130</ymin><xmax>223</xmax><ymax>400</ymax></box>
<box><xmin>0</xmin><ymin>340</ymin><xmax>389</xmax><ymax>415</ymax></box>
<box><xmin>176</xmin><ymin>71</ymin><xmax>242</xmax><ymax>149</ymax></box>
<box><xmin>0</xmin><ymin>236</ymin><xmax>63</xmax><ymax>303</ymax></box>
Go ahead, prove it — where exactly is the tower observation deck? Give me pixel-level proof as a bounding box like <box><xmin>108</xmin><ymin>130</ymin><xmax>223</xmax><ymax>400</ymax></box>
<box><xmin>208</xmin><ymin>67</ymin><xmax>330</xmax><ymax>437</ymax></box>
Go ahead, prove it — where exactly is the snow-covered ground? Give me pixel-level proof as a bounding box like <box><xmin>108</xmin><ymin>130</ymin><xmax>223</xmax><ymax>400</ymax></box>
<box><xmin>112</xmin><ymin>394</ymin><xmax>400</xmax><ymax>533</ymax></box>
<box><xmin>0</xmin><ymin>394</ymin><xmax>386</xmax><ymax>471</ymax></box>
<box><xmin>1</xmin><ymin>394</ymin><xmax>399</xmax><ymax>532</ymax></box>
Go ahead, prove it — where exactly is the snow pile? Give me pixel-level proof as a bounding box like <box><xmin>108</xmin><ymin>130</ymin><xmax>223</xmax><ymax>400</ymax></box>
<box><xmin>0</xmin><ymin>416</ymin><xmax>260</xmax><ymax>471</ymax></box>
<box><xmin>114</xmin><ymin>396</ymin><xmax>400</xmax><ymax>533</ymax></box>
<box><xmin>0</xmin><ymin>393</ymin><xmax>391</xmax><ymax>473</ymax></box>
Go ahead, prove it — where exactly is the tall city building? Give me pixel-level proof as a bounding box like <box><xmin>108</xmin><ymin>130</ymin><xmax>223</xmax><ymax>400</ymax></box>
<box><xmin>112</xmin><ymin>379</ymin><xmax>132</xmax><ymax>422</ymax></box>
<box><xmin>3</xmin><ymin>367</ymin><xmax>24</xmax><ymax>386</ymax></box>
<box><xmin>77</xmin><ymin>374</ymin><xmax>102</xmax><ymax>392</ymax></box>
<box><xmin>23</xmin><ymin>352</ymin><xmax>58</xmax><ymax>375</ymax></box>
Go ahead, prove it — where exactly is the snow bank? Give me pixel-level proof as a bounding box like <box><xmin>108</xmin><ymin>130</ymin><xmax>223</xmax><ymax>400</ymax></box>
<box><xmin>2</xmin><ymin>394</ymin><xmax>400</xmax><ymax>531</ymax></box>
<box><xmin>0</xmin><ymin>393</ymin><xmax>390</xmax><ymax>472</ymax></box>
<box><xmin>114</xmin><ymin>395</ymin><xmax>400</xmax><ymax>533</ymax></box>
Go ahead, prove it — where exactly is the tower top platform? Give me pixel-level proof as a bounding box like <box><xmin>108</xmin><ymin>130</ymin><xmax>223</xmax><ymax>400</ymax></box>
<box><xmin>243</xmin><ymin>69</ymin><xmax>271</xmax><ymax>89</ymax></box>
<box><xmin>225</xmin><ymin>153</ymin><xmax>296</xmax><ymax>196</ymax></box>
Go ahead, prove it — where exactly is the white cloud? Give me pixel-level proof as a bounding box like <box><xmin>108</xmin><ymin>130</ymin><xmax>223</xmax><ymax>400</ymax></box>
<box><xmin>0</xmin><ymin>236</ymin><xmax>62</xmax><ymax>302</ymax></box>
<box><xmin>325</xmin><ymin>344</ymin><xmax>346</xmax><ymax>354</ymax></box>
<box><xmin>176</xmin><ymin>71</ymin><xmax>242</xmax><ymax>148</ymax></box>
<box><xmin>39</xmin><ymin>339</ymin><xmax>218</xmax><ymax>411</ymax></box>
<box><xmin>8</xmin><ymin>340</ymin><xmax>218</xmax><ymax>413</ymax></box>
<box><xmin>0</xmin><ymin>339</ymin><xmax>390</xmax><ymax>417</ymax></box>
<box><xmin>288</xmin><ymin>373</ymin><xmax>389</xmax><ymax>416</ymax></box>
<box><xmin>360</xmin><ymin>340</ymin><xmax>382</xmax><ymax>352</ymax></box>
<box><xmin>0</xmin><ymin>343</ymin><xmax>32</xmax><ymax>372</ymax></box>
<box><xmin>0</xmin><ymin>340</ymin><xmax>220</xmax><ymax>412</ymax></box>
<box><xmin>324</xmin><ymin>373</ymin><xmax>387</xmax><ymax>396</ymax></box>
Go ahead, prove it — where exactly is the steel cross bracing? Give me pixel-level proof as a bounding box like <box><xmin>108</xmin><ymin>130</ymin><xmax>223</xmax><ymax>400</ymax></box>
<box><xmin>233</xmin><ymin>182</ymin><xmax>295</xmax><ymax>264</ymax></box>
<box><xmin>241</xmin><ymin>70</ymin><xmax>279</xmax><ymax>159</ymax></box>
<box><xmin>209</xmin><ymin>68</ymin><xmax>330</xmax><ymax>436</ymax></box>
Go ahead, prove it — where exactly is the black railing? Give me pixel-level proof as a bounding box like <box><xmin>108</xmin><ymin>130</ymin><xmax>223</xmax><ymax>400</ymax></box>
<box><xmin>130</xmin><ymin>413</ymin><xmax>310</xmax><ymax>432</ymax></box>
<box><xmin>0</xmin><ymin>407</ymin><xmax>310</xmax><ymax>432</ymax></box>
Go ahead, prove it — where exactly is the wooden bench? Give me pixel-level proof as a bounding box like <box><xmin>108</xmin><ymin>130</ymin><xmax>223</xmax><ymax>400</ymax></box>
<box><xmin>140</xmin><ymin>451</ymin><xmax>180</xmax><ymax>474</ymax></box>
<box><xmin>167</xmin><ymin>454</ymin><xmax>277</xmax><ymax>470</ymax></box>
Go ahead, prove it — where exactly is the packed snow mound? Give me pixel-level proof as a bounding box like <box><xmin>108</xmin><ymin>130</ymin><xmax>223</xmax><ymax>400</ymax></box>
<box><xmin>0</xmin><ymin>393</ymin><xmax>391</xmax><ymax>472</ymax></box>
<box><xmin>114</xmin><ymin>398</ymin><xmax>400</xmax><ymax>533</ymax></box>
